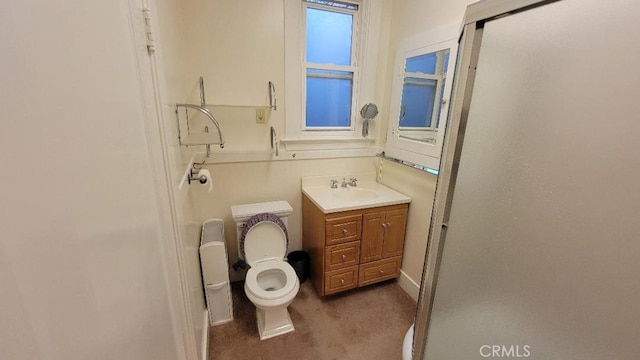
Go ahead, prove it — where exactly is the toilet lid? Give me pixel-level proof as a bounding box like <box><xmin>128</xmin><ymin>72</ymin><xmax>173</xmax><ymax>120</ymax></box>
<box><xmin>240</xmin><ymin>213</ymin><xmax>289</xmax><ymax>266</ymax></box>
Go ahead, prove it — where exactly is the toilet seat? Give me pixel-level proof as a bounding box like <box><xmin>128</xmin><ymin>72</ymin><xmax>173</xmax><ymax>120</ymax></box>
<box><xmin>245</xmin><ymin>260</ymin><xmax>298</xmax><ymax>300</ymax></box>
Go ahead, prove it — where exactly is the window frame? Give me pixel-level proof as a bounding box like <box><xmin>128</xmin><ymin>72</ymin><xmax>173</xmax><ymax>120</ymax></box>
<box><xmin>399</xmin><ymin>50</ymin><xmax>447</xmax><ymax>131</ymax></box>
<box><xmin>302</xmin><ymin>0</ymin><xmax>360</xmax><ymax>132</ymax></box>
<box><xmin>385</xmin><ymin>24</ymin><xmax>460</xmax><ymax>171</ymax></box>
<box><xmin>284</xmin><ymin>0</ymin><xmax>381</xmax><ymax>151</ymax></box>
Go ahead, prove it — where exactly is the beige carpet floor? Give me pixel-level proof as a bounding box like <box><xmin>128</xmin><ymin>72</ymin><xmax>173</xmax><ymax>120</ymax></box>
<box><xmin>209</xmin><ymin>279</ymin><xmax>416</xmax><ymax>360</ymax></box>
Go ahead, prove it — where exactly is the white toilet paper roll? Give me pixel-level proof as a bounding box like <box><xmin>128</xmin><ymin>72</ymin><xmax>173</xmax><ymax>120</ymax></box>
<box><xmin>197</xmin><ymin>169</ymin><xmax>213</xmax><ymax>192</ymax></box>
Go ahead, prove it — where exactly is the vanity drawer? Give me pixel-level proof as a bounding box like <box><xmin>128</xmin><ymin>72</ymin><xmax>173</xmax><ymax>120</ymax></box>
<box><xmin>325</xmin><ymin>241</ymin><xmax>360</xmax><ymax>271</ymax></box>
<box><xmin>324</xmin><ymin>265</ymin><xmax>359</xmax><ymax>295</ymax></box>
<box><xmin>358</xmin><ymin>257</ymin><xmax>401</xmax><ymax>287</ymax></box>
<box><xmin>325</xmin><ymin>214</ymin><xmax>362</xmax><ymax>245</ymax></box>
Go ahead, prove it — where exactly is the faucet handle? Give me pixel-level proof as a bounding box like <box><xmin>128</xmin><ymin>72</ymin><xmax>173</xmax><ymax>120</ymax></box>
<box><xmin>330</xmin><ymin>179</ymin><xmax>338</xmax><ymax>188</ymax></box>
<box><xmin>350</xmin><ymin>178</ymin><xmax>358</xmax><ymax>187</ymax></box>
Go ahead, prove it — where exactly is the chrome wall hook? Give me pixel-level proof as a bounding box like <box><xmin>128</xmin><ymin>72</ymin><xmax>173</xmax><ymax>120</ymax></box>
<box><xmin>192</xmin><ymin>160</ymin><xmax>205</xmax><ymax>170</ymax></box>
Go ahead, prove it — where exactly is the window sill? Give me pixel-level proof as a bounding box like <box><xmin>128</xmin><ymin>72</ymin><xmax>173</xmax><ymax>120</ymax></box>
<box><xmin>280</xmin><ymin>136</ymin><xmax>376</xmax><ymax>151</ymax></box>
<box><xmin>196</xmin><ymin>138</ymin><xmax>380</xmax><ymax>165</ymax></box>
<box><xmin>198</xmin><ymin>146</ymin><xmax>381</xmax><ymax>164</ymax></box>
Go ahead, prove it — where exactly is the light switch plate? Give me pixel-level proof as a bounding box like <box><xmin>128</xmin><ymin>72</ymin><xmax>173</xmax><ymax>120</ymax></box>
<box><xmin>256</xmin><ymin>109</ymin><xmax>266</xmax><ymax>124</ymax></box>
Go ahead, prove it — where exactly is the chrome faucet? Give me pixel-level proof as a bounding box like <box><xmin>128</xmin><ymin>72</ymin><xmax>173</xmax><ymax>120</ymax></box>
<box><xmin>330</xmin><ymin>179</ymin><xmax>338</xmax><ymax>189</ymax></box>
<box><xmin>350</xmin><ymin>178</ymin><xmax>358</xmax><ymax>187</ymax></box>
<box><xmin>341</xmin><ymin>178</ymin><xmax>349</xmax><ymax>188</ymax></box>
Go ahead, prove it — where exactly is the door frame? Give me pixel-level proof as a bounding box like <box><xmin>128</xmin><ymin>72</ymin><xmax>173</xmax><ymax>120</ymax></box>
<box><xmin>125</xmin><ymin>0</ymin><xmax>200</xmax><ymax>359</ymax></box>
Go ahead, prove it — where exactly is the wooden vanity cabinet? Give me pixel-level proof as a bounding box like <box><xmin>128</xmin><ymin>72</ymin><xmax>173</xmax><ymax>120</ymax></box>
<box><xmin>302</xmin><ymin>194</ymin><xmax>408</xmax><ymax>296</ymax></box>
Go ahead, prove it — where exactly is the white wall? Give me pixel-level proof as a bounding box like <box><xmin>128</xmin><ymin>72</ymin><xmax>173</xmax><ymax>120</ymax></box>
<box><xmin>396</xmin><ymin>0</ymin><xmax>473</xmax><ymax>39</ymax></box>
<box><xmin>178</xmin><ymin>0</ymin><xmax>288</xmax><ymax>154</ymax></box>
<box><xmin>177</xmin><ymin>0</ymin><xmax>392</xmax><ymax>155</ymax></box>
<box><xmin>0</xmin><ymin>1</ymin><xmax>185</xmax><ymax>359</ymax></box>
<box><xmin>379</xmin><ymin>159</ymin><xmax>437</xmax><ymax>299</ymax></box>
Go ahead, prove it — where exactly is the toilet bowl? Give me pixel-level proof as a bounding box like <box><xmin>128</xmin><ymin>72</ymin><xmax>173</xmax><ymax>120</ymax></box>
<box><xmin>231</xmin><ymin>202</ymin><xmax>300</xmax><ymax>340</ymax></box>
<box><xmin>244</xmin><ymin>259</ymin><xmax>300</xmax><ymax>340</ymax></box>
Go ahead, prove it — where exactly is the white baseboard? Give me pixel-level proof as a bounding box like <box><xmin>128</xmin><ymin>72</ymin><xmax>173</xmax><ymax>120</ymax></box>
<box><xmin>201</xmin><ymin>310</ymin><xmax>209</xmax><ymax>360</ymax></box>
<box><xmin>398</xmin><ymin>270</ymin><xmax>420</xmax><ymax>302</ymax></box>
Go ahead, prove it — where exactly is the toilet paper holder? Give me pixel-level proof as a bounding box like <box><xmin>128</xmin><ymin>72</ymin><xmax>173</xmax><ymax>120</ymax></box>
<box><xmin>187</xmin><ymin>161</ymin><xmax>208</xmax><ymax>185</ymax></box>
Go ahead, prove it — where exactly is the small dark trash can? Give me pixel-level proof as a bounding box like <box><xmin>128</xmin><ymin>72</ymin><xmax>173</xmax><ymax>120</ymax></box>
<box><xmin>287</xmin><ymin>250</ymin><xmax>310</xmax><ymax>284</ymax></box>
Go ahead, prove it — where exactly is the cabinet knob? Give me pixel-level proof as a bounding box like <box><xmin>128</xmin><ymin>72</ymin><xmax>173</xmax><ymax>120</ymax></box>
<box><xmin>342</xmin><ymin>228</ymin><xmax>348</xmax><ymax>235</ymax></box>
<box><xmin>381</xmin><ymin>223</ymin><xmax>388</xmax><ymax>228</ymax></box>
<box><xmin>379</xmin><ymin>270</ymin><xmax>385</xmax><ymax>275</ymax></box>
<box><xmin>341</xmin><ymin>254</ymin><xmax>347</xmax><ymax>260</ymax></box>
<box><xmin>340</xmin><ymin>278</ymin><xmax>345</xmax><ymax>285</ymax></box>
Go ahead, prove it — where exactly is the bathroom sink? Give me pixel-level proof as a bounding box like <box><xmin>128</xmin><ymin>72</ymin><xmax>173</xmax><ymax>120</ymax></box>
<box><xmin>332</xmin><ymin>188</ymin><xmax>380</xmax><ymax>201</ymax></box>
<box><xmin>301</xmin><ymin>175</ymin><xmax>411</xmax><ymax>213</ymax></box>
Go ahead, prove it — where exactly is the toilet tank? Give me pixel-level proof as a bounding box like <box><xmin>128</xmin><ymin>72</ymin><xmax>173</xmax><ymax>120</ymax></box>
<box><xmin>231</xmin><ymin>200</ymin><xmax>293</xmax><ymax>260</ymax></box>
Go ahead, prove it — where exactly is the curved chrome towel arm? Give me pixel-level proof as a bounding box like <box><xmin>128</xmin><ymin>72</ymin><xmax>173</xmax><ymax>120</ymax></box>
<box><xmin>176</xmin><ymin>103</ymin><xmax>225</xmax><ymax>148</ymax></box>
<box><xmin>270</xmin><ymin>126</ymin><xmax>279</xmax><ymax>156</ymax></box>
<box><xmin>268</xmin><ymin>81</ymin><xmax>277</xmax><ymax>111</ymax></box>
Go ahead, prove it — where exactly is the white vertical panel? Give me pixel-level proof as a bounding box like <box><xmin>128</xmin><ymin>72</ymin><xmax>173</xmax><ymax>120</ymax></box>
<box><xmin>425</xmin><ymin>0</ymin><xmax>640</xmax><ymax>359</ymax></box>
<box><xmin>0</xmin><ymin>0</ymin><xmax>182</xmax><ymax>359</ymax></box>
<box><xmin>152</xmin><ymin>0</ymin><xmax>206</xmax><ymax>355</ymax></box>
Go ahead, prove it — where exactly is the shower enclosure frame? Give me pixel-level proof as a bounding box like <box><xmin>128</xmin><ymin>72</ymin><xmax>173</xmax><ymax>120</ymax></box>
<box><xmin>411</xmin><ymin>1</ymin><xmax>561</xmax><ymax>359</ymax></box>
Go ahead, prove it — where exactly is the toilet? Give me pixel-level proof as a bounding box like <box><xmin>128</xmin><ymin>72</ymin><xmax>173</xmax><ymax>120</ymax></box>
<box><xmin>231</xmin><ymin>201</ymin><xmax>300</xmax><ymax>340</ymax></box>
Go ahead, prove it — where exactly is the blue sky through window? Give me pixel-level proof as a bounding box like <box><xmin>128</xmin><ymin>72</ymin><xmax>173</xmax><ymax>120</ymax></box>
<box><xmin>305</xmin><ymin>5</ymin><xmax>354</xmax><ymax>128</ymax></box>
<box><xmin>306</xmin><ymin>8</ymin><xmax>353</xmax><ymax>65</ymax></box>
<box><xmin>400</xmin><ymin>79</ymin><xmax>436</xmax><ymax>127</ymax></box>
<box><xmin>306</xmin><ymin>69</ymin><xmax>353</xmax><ymax>127</ymax></box>
<box><xmin>406</xmin><ymin>53</ymin><xmax>438</xmax><ymax>74</ymax></box>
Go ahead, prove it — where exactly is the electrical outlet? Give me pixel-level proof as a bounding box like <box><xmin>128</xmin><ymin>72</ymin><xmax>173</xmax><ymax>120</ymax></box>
<box><xmin>255</xmin><ymin>109</ymin><xmax>266</xmax><ymax>124</ymax></box>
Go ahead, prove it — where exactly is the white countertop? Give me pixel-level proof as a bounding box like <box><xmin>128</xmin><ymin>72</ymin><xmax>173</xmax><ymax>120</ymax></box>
<box><xmin>302</xmin><ymin>175</ymin><xmax>411</xmax><ymax>213</ymax></box>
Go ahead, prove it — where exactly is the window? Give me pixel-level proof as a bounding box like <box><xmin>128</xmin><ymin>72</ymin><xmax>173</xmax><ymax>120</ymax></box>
<box><xmin>385</xmin><ymin>24</ymin><xmax>459</xmax><ymax>171</ymax></box>
<box><xmin>284</xmin><ymin>0</ymin><xmax>381</xmax><ymax>150</ymax></box>
<box><xmin>304</xmin><ymin>1</ymin><xmax>358</xmax><ymax>129</ymax></box>
<box><xmin>399</xmin><ymin>50</ymin><xmax>450</xmax><ymax>130</ymax></box>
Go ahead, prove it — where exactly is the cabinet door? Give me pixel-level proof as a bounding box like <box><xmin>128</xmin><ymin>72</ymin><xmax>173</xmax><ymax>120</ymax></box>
<box><xmin>382</xmin><ymin>208</ymin><xmax>408</xmax><ymax>258</ymax></box>
<box><xmin>360</xmin><ymin>210</ymin><xmax>385</xmax><ymax>263</ymax></box>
